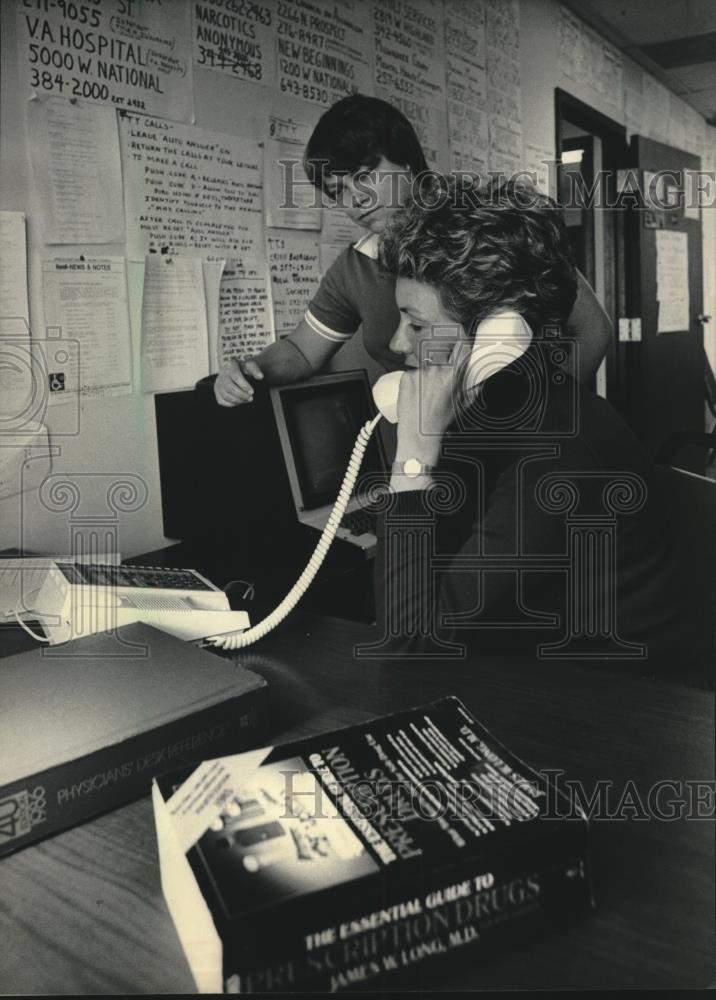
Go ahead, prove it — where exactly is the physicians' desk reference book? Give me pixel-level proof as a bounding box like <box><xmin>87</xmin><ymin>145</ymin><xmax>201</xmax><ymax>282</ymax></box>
<box><xmin>153</xmin><ymin>696</ymin><xmax>593</xmax><ymax>993</ymax></box>
<box><xmin>0</xmin><ymin>623</ymin><xmax>267</xmax><ymax>857</ymax></box>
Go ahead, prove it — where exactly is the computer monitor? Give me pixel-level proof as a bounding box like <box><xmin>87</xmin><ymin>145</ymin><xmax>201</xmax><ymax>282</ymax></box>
<box><xmin>270</xmin><ymin>371</ymin><xmax>387</xmax><ymax>534</ymax></box>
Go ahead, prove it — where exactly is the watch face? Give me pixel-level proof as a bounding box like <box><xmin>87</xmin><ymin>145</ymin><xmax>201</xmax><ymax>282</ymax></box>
<box><xmin>404</xmin><ymin>458</ymin><xmax>422</xmax><ymax>477</ymax></box>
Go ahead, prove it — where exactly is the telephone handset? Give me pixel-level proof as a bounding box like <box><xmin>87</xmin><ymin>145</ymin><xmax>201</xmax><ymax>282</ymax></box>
<box><xmin>209</xmin><ymin>312</ymin><xmax>531</xmax><ymax>650</ymax></box>
<box><xmin>372</xmin><ymin>311</ymin><xmax>533</xmax><ymax>423</ymax></box>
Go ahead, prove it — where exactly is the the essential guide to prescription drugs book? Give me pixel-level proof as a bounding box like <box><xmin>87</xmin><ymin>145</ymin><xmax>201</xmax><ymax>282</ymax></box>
<box><xmin>154</xmin><ymin>695</ymin><xmax>594</xmax><ymax>993</ymax></box>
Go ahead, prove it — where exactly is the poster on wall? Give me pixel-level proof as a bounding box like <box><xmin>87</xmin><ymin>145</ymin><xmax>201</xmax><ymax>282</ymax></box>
<box><xmin>264</xmin><ymin>117</ymin><xmax>322</xmax><ymax>230</ymax></box>
<box><xmin>119</xmin><ymin>114</ymin><xmax>263</xmax><ymax>257</ymax></box>
<box><xmin>141</xmin><ymin>255</ymin><xmax>209</xmax><ymax>393</ymax></box>
<box><xmin>213</xmin><ymin>266</ymin><xmax>274</xmax><ymax>369</ymax></box>
<box><xmin>41</xmin><ymin>257</ymin><xmax>132</xmax><ymax>398</ymax></box>
<box><xmin>267</xmin><ymin>231</ymin><xmax>321</xmax><ymax>337</ymax></box>
<box><xmin>16</xmin><ymin>0</ymin><xmax>194</xmax><ymax>122</ymax></box>
<box><xmin>192</xmin><ymin>0</ymin><xmax>277</xmax><ymax>85</ymax></box>
<box><xmin>558</xmin><ymin>6</ymin><xmax>623</xmax><ymax>113</ymax></box>
<box><xmin>275</xmin><ymin>0</ymin><xmax>373</xmax><ymax>107</ymax></box>
<box><xmin>486</xmin><ymin>0</ymin><xmax>522</xmax><ymax>177</ymax></box>
<box><xmin>27</xmin><ymin>98</ymin><xmax>124</xmax><ymax>244</ymax></box>
<box><xmin>656</xmin><ymin>230</ymin><xmax>690</xmax><ymax>334</ymax></box>
<box><xmin>373</xmin><ymin>0</ymin><xmax>445</xmax><ymax>166</ymax></box>
<box><xmin>445</xmin><ymin>0</ymin><xmax>488</xmax><ymax>174</ymax></box>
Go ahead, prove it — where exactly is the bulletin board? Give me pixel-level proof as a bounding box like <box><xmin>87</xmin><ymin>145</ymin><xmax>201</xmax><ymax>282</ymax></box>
<box><xmin>2</xmin><ymin>0</ymin><xmax>532</xmax><ymax>402</ymax></box>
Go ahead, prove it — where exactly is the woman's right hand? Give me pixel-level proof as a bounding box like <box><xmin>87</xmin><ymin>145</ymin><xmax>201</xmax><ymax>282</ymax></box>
<box><xmin>214</xmin><ymin>357</ymin><xmax>265</xmax><ymax>406</ymax></box>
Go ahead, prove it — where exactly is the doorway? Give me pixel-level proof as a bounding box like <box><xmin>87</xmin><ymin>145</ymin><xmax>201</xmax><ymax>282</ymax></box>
<box><xmin>555</xmin><ymin>90</ymin><xmax>628</xmax><ymax>403</ymax></box>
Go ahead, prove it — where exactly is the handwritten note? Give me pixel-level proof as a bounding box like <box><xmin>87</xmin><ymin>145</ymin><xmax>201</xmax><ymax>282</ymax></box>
<box><xmin>41</xmin><ymin>257</ymin><xmax>132</xmax><ymax>398</ymax></box>
<box><xmin>16</xmin><ymin>0</ymin><xmax>193</xmax><ymax>121</ymax></box>
<box><xmin>267</xmin><ymin>231</ymin><xmax>321</xmax><ymax>337</ymax></box>
<box><xmin>28</xmin><ymin>99</ymin><xmax>124</xmax><ymax>244</ymax></box>
<box><xmin>120</xmin><ymin>115</ymin><xmax>263</xmax><ymax>257</ymax></box>
<box><xmin>193</xmin><ymin>0</ymin><xmax>276</xmax><ymax>85</ymax></box>
<box><xmin>445</xmin><ymin>0</ymin><xmax>488</xmax><ymax>174</ymax></box>
<box><xmin>486</xmin><ymin>0</ymin><xmax>523</xmax><ymax>177</ymax></box>
<box><xmin>373</xmin><ymin>0</ymin><xmax>445</xmax><ymax>107</ymax></box>
<box><xmin>141</xmin><ymin>257</ymin><xmax>209</xmax><ymax>393</ymax></box>
<box><xmin>276</xmin><ymin>0</ymin><xmax>372</xmax><ymax>107</ymax></box>
<box><xmin>558</xmin><ymin>7</ymin><xmax>623</xmax><ymax>112</ymax></box>
<box><xmin>213</xmin><ymin>264</ymin><xmax>274</xmax><ymax>368</ymax></box>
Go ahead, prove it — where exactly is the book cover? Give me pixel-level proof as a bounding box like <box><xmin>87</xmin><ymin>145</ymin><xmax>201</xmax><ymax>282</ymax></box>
<box><xmin>0</xmin><ymin>623</ymin><xmax>267</xmax><ymax>857</ymax></box>
<box><xmin>154</xmin><ymin>696</ymin><xmax>594</xmax><ymax>993</ymax></box>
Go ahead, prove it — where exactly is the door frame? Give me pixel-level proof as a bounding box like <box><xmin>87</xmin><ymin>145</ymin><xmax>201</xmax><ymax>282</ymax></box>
<box><xmin>555</xmin><ymin>89</ymin><xmax>629</xmax><ymax>405</ymax></box>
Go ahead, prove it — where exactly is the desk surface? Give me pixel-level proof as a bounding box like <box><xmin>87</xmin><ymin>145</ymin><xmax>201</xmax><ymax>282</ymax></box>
<box><xmin>0</xmin><ymin>613</ymin><xmax>713</xmax><ymax>993</ymax></box>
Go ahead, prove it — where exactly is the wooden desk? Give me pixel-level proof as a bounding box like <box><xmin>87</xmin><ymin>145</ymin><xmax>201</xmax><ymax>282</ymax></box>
<box><xmin>0</xmin><ymin>613</ymin><xmax>713</xmax><ymax>992</ymax></box>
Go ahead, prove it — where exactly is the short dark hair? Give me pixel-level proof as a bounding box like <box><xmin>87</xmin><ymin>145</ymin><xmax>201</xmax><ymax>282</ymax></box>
<box><xmin>303</xmin><ymin>94</ymin><xmax>428</xmax><ymax>193</ymax></box>
<box><xmin>379</xmin><ymin>177</ymin><xmax>578</xmax><ymax>335</ymax></box>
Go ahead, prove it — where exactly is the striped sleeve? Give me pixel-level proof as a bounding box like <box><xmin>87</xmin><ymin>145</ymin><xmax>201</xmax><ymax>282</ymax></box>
<box><xmin>305</xmin><ymin>248</ymin><xmax>361</xmax><ymax>342</ymax></box>
<box><xmin>304</xmin><ymin>308</ymin><xmax>353</xmax><ymax>342</ymax></box>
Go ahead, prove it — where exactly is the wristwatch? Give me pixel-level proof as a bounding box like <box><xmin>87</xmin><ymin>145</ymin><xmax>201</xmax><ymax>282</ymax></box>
<box><xmin>392</xmin><ymin>458</ymin><xmax>434</xmax><ymax>478</ymax></box>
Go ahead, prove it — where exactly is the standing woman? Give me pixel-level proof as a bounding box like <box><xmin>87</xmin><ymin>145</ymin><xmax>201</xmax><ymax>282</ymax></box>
<box><xmin>214</xmin><ymin>94</ymin><xmax>611</xmax><ymax>408</ymax></box>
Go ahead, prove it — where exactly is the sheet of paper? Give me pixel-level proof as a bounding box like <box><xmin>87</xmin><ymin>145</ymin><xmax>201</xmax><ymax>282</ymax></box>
<box><xmin>120</xmin><ymin>115</ymin><xmax>263</xmax><ymax>258</ymax></box>
<box><xmin>16</xmin><ymin>0</ymin><xmax>193</xmax><ymax>121</ymax></box>
<box><xmin>373</xmin><ymin>0</ymin><xmax>445</xmax><ymax>166</ymax></box>
<box><xmin>486</xmin><ymin>0</ymin><xmax>522</xmax><ymax>177</ymax></box>
<box><xmin>320</xmin><ymin>209</ymin><xmax>364</xmax><ymax>273</ymax></box>
<box><xmin>267</xmin><ymin>231</ymin><xmax>321</xmax><ymax>338</ymax></box>
<box><xmin>41</xmin><ymin>257</ymin><xmax>132</xmax><ymax>398</ymax></box>
<box><xmin>264</xmin><ymin>139</ymin><xmax>322</xmax><ymax>230</ymax></box>
<box><xmin>489</xmin><ymin>118</ymin><xmax>523</xmax><ymax>178</ymax></box>
<box><xmin>445</xmin><ymin>0</ymin><xmax>488</xmax><ymax>174</ymax></box>
<box><xmin>212</xmin><ymin>264</ymin><xmax>274</xmax><ymax>369</ymax></box>
<box><xmin>201</xmin><ymin>258</ymin><xmax>227</xmax><ymax>373</ymax></box>
<box><xmin>27</xmin><ymin>99</ymin><xmax>124</xmax><ymax>245</ymax></box>
<box><xmin>141</xmin><ymin>256</ymin><xmax>209</xmax><ymax>393</ymax></box>
<box><xmin>0</xmin><ymin>212</ymin><xmax>29</xmax><ymax>329</ymax></box>
<box><xmin>275</xmin><ymin>0</ymin><xmax>373</xmax><ymax>107</ymax></box>
<box><xmin>558</xmin><ymin>7</ymin><xmax>622</xmax><ymax>111</ymax></box>
<box><xmin>372</xmin><ymin>0</ymin><xmax>445</xmax><ymax>108</ymax></box>
<box><xmin>193</xmin><ymin>0</ymin><xmax>277</xmax><ymax>85</ymax></box>
<box><xmin>656</xmin><ymin>230</ymin><xmax>690</xmax><ymax>333</ymax></box>
<box><xmin>264</xmin><ymin>118</ymin><xmax>318</xmax><ymax>229</ymax></box>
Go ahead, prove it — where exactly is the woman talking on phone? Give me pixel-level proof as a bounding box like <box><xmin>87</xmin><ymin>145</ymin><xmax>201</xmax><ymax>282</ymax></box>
<box><xmin>213</xmin><ymin>94</ymin><xmax>611</xmax><ymax>409</ymax></box>
<box><xmin>369</xmin><ymin>176</ymin><xmax>681</xmax><ymax>667</ymax></box>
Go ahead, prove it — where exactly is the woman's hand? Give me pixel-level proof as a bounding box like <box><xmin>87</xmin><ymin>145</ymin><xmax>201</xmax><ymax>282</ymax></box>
<box><xmin>214</xmin><ymin>357</ymin><xmax>264</xmax><ymax>406</ymax></box>
<box><xmin>391</xmin><ymin>346</ymin><xmax>467</xmax><ymax>492</ymax></box>
<box><xmin>395</xmin><ymin>345</ymin><xmax>466</xmax><ymax>459</ymax></box>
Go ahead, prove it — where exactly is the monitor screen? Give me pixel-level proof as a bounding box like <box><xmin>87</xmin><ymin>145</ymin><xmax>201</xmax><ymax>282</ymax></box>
<box><xmin>274</xmin><ymin>375</ymin><xmax>386</xmax><ymax>511</ymax></box>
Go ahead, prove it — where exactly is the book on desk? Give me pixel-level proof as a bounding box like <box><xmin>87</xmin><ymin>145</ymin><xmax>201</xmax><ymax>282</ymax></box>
<box><xmin>0</xmin><ymin>622</ymin><xmax>267</xmax><ymax>858</ymax></box>
<box><xmin>153</xmin><ymin>696</ymin><xmax>594</xmax><ymax>993</ymax></box>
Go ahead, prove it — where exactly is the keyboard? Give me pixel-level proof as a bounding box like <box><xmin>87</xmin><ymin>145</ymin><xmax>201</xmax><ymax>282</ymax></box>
<box><xmin>341</xmin><ymin>509</ymin><xmax>378</xmax><ymax>537</ymax></box>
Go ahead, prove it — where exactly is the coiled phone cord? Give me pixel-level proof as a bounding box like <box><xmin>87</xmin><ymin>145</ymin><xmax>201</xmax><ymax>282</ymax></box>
<box><xmin>206</xmin><ymin>412</ymin><xmax>382</xmax><ymax>650</ymax></box>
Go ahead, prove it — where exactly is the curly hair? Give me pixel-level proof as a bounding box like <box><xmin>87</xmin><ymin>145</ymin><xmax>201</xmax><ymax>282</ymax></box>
<box><xmin>379</xmin><ymin>176</ymin><xmax>578</xmax><ymax>336</ymax></box>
